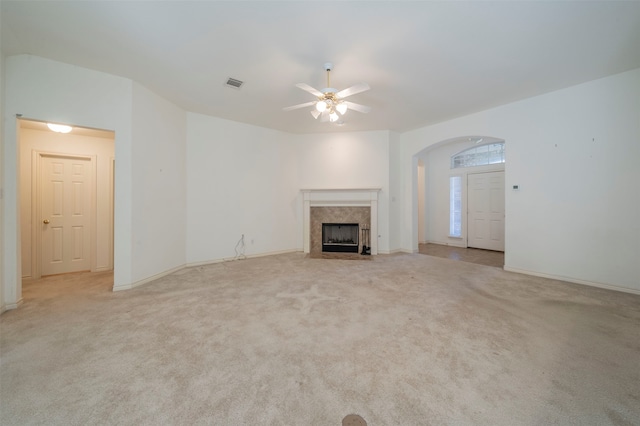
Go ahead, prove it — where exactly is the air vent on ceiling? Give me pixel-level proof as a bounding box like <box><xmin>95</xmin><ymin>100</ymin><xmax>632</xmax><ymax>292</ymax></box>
<box><xmin>225</xmin><ymin>77</ymin><xmax>244</xmax><ymax>89</ymax></box>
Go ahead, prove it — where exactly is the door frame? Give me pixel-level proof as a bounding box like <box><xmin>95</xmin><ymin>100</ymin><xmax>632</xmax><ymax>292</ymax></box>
<box><xmin>31</xmin><ymin>151</ymin><xmax>97</xmax><ymax>279</ymax></box>
<box><xmin>466</xmin><ymin>170</ymin><xmax>505</xmax><ymax>252</ymax></box>
<box><xmin>443</xmin><ymin>166</ymin><xmax>505</xmax><ymax>249</ymax></box>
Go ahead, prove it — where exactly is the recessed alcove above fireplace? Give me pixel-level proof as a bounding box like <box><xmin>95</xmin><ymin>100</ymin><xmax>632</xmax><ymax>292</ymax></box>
<box><xmin>302</xmin><ymin>189</ymin><xmax>380</xmax><ymax>256</ymax></box>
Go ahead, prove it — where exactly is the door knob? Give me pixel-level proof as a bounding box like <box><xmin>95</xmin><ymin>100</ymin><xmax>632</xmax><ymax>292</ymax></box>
<box><xmin>43</xmin><ymin>219</ymin><xmax>50</xmax><ymax>224</ymax></box>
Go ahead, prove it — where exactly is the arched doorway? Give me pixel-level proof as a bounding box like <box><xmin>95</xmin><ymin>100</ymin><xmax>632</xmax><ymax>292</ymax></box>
<box><xmin>415</xmin><ymin>135</ymin><xmax>506</xmax><ymax>266</ymax></box>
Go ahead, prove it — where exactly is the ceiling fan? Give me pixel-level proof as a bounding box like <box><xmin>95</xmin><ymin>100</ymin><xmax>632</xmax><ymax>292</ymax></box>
<box><xmin>283</xmin><ymin>62</ymin><xmax>371</xmax><ymax>124</ymax></box>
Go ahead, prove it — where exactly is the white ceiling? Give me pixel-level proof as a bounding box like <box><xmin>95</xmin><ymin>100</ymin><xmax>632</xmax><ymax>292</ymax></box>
<box><xmin>2</xmin><ymin>1</ymin><xmax>640</xmax><ymax>134</ymax></box>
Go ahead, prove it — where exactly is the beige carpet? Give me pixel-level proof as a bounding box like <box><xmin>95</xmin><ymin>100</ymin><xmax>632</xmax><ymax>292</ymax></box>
<box><xmin>1</xmin><ymin>252</ymin><xmax>639</xmax><ymax>425</ymax></box>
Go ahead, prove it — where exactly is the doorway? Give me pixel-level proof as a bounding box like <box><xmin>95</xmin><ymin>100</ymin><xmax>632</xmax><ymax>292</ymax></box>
<box><xmin>416</xmin><ymin>136</ymin><xmax>506</xmax><ymax>257</ymax></box>
<box><xmin>19</xmin><ymin>119</ymin><xmax>115</xmax><ymax>280</ymax></box>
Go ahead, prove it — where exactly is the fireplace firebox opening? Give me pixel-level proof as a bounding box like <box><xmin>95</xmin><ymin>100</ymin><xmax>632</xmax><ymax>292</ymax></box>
<box><xmin>322</xmin><ymin>223</ymin><xmax>359</xmax><ymax>253</ymax></box>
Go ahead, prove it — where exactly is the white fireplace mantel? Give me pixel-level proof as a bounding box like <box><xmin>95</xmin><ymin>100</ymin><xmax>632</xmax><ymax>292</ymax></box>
<box><xmin>302</xmin><ymin>188</ymin><xmax>381</xmax><ymax>255</ymax></box>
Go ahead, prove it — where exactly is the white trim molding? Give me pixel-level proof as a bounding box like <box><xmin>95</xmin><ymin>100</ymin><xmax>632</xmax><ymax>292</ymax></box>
<box><xmin>301</xmin><ymin>188</ymin><xmax>381</xmax><ymax>255</ymax></box>
<box><xmin>186</xmin><ymin>249</ymin><xmax>299</xmax><ymax>268</ymax></box>
<box><xmin>112</xmin><ymin>264</ymin><xmax>185</xmax><ymax>292</ymax></box>
<box><xmin>114</xmin><ymin>249</ymin><xmax>303</xmax><ymax>292</ymax></box>
<box><xmin>2</xmin><ymin>298</ymin><xmax>24</xmax><ymax>311</ymax></box>
<box><xmin>504</xmin><ymin>266</ymin><xmax>640</xmax><ymax>296</ymax></box>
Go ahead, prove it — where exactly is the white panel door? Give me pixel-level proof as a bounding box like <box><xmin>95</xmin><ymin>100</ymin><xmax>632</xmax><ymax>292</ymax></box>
<box><xmin>467</xmin><ymin>171</ymin><xmax>505</xmax><ymax>251</ymax></box>
<box><xmin>41</xmin><ymin>155</ymin><xmax>92</xmax><ymax>276</ymax></box>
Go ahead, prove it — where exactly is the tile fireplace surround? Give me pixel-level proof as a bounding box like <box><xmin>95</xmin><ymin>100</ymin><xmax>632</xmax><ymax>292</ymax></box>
<box><xmin>302</xmin><ymin>189</ymin><xmax>380</xmax><ymax>256</ymax></box>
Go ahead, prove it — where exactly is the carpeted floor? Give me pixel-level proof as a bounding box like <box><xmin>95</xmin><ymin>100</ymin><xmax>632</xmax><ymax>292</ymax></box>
<box><xmin>1</xmin><ymin>252</ymin><xmax>639</xmax><ymax>425</ymax></box>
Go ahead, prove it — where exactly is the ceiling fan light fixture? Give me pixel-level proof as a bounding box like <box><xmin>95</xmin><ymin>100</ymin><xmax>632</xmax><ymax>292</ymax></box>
<box><xmin>315</xmin><ymin>101</ymin><xmax>327</xmax><ymax>112</ymax></box>
<box><xmin>283</xmin><ymin>62</ymin><xmax>371</xmax><ymax>125</ymax></box>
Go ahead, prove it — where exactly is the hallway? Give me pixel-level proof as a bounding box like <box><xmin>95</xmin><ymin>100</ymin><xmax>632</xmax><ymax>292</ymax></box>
<box><xmin>419</xmin><ymin>243</ymin><xmax>504</xmax><ymax>268</ymax></box>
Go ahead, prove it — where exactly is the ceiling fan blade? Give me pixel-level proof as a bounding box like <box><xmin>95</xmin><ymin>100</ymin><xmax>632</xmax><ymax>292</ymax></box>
<box><xmin>344</xmin><ymin>101</ymin><xmax>371</xmax><ymax>114</ymax></box>
<box><xmin>295</xmin><ymin>83</ymin><xmax>324</xmax><ymax>98</ymax></box>
<box><xmin>283</xmin><ymin>101</ymin><xmax>316</xmax><ymax>112</ymax></box>
<box><xmin>336</xmin><ymin>82</ymin><xmax>370</xmax><ymax>99</ymax></box>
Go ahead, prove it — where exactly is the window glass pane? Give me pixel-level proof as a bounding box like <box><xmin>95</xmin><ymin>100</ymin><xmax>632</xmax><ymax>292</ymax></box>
<box><xmin>449</xmin><ymin>176</ymin><xmax>462</xmax><ymax>237</ymax></box>
<box><xmin>487</xmin><ymin>143</ymin><xmax>504</xmax><ymax>164</ymax></box>
<box><xmin>451</xmin><ymin>142</ymin><xmax>505</xmax><ymax>169</ymax></box>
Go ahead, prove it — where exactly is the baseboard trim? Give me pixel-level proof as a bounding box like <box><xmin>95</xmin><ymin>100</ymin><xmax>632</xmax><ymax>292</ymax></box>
<box><xmin>186</xmin><ymin>249</ymin><xmax>299</xmax><ymax>268</ymax></box>
<box><xmin>400</xmin><ymin>248</ymin><xmax>418</xmax><ymax>254</ymax></box>
<box><xmin>112</xmin><ymin>264</ymin><xmax>185</xmax><ymax>292</ymax></box>
<box><xmin>114</xmin><ymin>250</ymin><xmax>300</xmax><ymax>292</ymax></box>
<box><xmin>378</xmin><ymin>249</ymin><xmax>404</xmax><ymax>254</ymax></box>
<box><xmin>2</xmin><ymin>298</ymin><xmax>24</xmax><ymax>312</ymax></box>
<box><xmin>244</xmin><ymin>249</ymin><xmax>299</xmax><ymax>260</ymax></box>
<box><xmin>503</xmin><ymin>266</ymin><xmax>640</xmax><ymax>295</ymax></box>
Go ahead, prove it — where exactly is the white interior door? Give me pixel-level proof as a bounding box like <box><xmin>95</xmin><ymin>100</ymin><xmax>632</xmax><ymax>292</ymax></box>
<box><xmin>40</xmin><ymin>154</ymin><xmax>92</xmax><ymax>276</ymax></box>
<box><xmin>467</xmin><ymin>171</ymin><xmax>505</xmax><ymax>251</ymax></box>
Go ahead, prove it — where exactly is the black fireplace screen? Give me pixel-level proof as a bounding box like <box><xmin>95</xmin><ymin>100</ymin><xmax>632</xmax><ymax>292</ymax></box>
<box><xmin>322</xmin><ymin>223</ymin><xmax>359</xmax><ymax>253</ymax></box>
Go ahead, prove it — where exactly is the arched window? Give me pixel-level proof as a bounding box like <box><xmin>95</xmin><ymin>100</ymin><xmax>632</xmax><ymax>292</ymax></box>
<box><xmin>451</xmin><ymin>142</ymin><xmax>505</xmax><ymax>169</ymax></box>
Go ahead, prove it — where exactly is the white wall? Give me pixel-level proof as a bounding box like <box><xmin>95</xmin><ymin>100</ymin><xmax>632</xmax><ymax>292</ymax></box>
<box><xmin>186</xmin><ymin>120</ymin><xmax>397</xmax><ymax>261</ymax></box>
<box><xmin>0</xmin><ymin>38</ymin><xmax>5</xmax><ymax>313</ymax></box>
<box><xmin>388</xmin><ymin>131</ymin><xmax>403</xmax><ymax>252</ymax></box>
<box><xmin>186</xmin><ymin>113</ymin><xmax>298</xmax><ymax>264</ymax></box>
<box><xmin>2</xmin><ymin>55</ymin><xmax>134</xmax><ymax>307</ymax></box>
<box><xmin>2</xmin><ymin>56</ymin><xmax>192</xmax><ymax>298</ymax></box>
<box><xmin>417</xmin><ymin>160</ymin><xmax>425</xmax><ymax>243</ymax></box>
<box><xmin>1</xmin><ymin>55</ymin><xmax>400</xmax><ymax>306</ymax></box>
<box><xmin>295</xmin><ymin>130</ymin><xmax>393</xmax><ymax>253</ymax></box>
<box><xmin>401</xmin><ymin>68</ymin><xmax>640</xmax><ymax>293</ymax></box>
<box><xmin>19</xmin><ymin>127</ymin><xmax>114</xmax><ymax>278</ymax></box>
<box><xmin>128</xmin><ymin>83</ymin><xmax>187</xmax><ymax>287</ymax></box>
<box><xmin>5</xmin><ymin>53</ymin><xmax>635</xmax><ymax>301</ymax></box>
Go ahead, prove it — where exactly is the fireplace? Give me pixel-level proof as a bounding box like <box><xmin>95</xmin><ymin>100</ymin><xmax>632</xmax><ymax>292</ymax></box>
<box><xmin>309</xmin><ymin>207</ymin><xmax>369</xmax><ymax>256</ymax></box>
<box><xmin>322</xmin><ymin>223</ymin><xmax>359</xmax><ymax>253</ymax></box>
<box><xmin>302</xmin><ymin>188</ymin><xmax>380</xmax><ymax>256</ymax></box>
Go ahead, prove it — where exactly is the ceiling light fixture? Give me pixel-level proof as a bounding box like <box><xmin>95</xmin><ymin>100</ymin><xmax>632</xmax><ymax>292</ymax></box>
<box><xmin>283</xmin><ymin>63</ymin><xmax>371</xmax><ymax>125</ymax></box>
<box><xmin>47</xmin><ymin>123</ymin><xmax>73</xmax><ymax>133</ymax></box>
